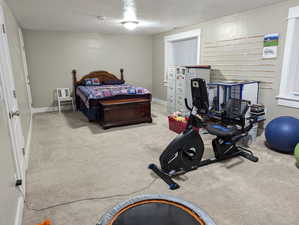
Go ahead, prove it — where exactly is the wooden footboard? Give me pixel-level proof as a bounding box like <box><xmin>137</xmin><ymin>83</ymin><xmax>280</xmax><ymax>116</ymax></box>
<box><xmin>98</xmin><ymin>98</ymin><xmax>152</xmax><ymax>129</ymax></box>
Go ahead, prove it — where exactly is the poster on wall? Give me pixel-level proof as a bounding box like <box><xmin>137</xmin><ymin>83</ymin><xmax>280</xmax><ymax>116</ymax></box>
<box><xmin>263</xmin><ymin>33</ymin><xmax>279</xmax><ymax>59</ymax></box>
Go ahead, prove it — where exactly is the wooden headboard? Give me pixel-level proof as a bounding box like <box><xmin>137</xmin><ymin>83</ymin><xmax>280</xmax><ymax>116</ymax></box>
<box><xmin>72</xmin><ymin>69</ymin><xmax>124</xmax><ymax>87</ymax></box>
<box><xmin>72</xmin><ymin>69</ymin><xmax>124</xmax><ymax>110</ymax></box>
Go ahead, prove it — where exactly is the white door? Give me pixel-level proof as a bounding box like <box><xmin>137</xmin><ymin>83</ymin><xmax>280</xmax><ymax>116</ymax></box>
<box><xmin>0</xmin><ymin>6</ymin><xmax>25</xmax><ymax>192</ymax></box>
<box><xmin>18</xmin><ymin>28</ymin><xmax>32</xmax><ymax>107</ymax></box>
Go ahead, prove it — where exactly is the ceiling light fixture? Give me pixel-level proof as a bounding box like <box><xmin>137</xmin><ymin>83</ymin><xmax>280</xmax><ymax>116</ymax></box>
<box><xmin>121</xmin><ymin>21</ymin><xmax>139</xmax><ymax>30</ymax></box>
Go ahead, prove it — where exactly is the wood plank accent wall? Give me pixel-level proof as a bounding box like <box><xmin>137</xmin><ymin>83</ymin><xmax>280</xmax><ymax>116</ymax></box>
<box><xmin>202</xmin><ymin>35</ymin><xmax>277</xmax><ymax>89</ymax></box>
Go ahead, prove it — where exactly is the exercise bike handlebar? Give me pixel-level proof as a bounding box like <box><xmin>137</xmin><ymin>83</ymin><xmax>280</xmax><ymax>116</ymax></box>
<box><xmin>184</xmin><ymin>98</ymin><xmax>192</xmax><ymax>111</ymax></box>
<box><xmin>242</xmin><ymin>115</ymin><xmax>258</xmax><ymax>133</ymax></box>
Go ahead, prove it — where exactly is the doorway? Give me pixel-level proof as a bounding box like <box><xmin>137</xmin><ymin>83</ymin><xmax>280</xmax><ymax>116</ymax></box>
<box><xmin>0</xmin><ymin>5</ymin><xmax>26</xmax><ymax>193</ymax></box>
<box><xmin>164</xmin><ymin>29</ymin><xmax>201</xmax><ymax>84</ymax></box>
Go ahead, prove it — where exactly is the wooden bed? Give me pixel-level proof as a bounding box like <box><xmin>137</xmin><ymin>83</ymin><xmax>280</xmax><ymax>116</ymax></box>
<box><xmin>72</xmin><ymin>69</ymin><xmax>152</xmax><ymax>129</ymax></box>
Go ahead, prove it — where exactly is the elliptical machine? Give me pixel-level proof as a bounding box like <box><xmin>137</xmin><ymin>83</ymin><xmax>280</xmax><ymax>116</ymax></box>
<box><xmin>149</xmin><ymin>78</ymin><xmax>259</xmax><ymax>190</ymax></box>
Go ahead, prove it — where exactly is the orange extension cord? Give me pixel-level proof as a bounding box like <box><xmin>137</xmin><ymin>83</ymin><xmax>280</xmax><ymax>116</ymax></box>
<box><xmin>37</xmin><ymin>220</ymin><xmax>51</xmax><ymax>225</ymax></box>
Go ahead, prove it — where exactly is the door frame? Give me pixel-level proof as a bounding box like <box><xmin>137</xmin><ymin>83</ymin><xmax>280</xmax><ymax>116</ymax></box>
<box><xmin>164</xmin><ymin>29</ymin><xmax>201</xmax><ymax>84</ymax></box>
<box><xmin>18</xmin><ymin>28</ymin><xmax>32</xmax><ymax>108</ymax></box>
<box><xmin>0</xmin><ymin>5</ymin><xmax>26</xmax><ymax>193</ymax></box>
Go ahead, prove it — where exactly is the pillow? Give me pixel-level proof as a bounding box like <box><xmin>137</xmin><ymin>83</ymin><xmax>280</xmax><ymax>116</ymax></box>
<box><xmin>84</xmin><ymin>78</ymin><xmax>92</xmax><ymax>85</ymax></box>
<box><xmin>84</xmin><ymin>78</ymin><xmax>101</xmax><ymax>86</ymax></box>
<box><xmin>102</xmin><ymin>80</ymin><xmax>125</xmax><ymax>85</ymax></box>
<box><xmin>91</xmin><ymin>78</ymin><xmax>101</xmax><ymax>85</ymax></box>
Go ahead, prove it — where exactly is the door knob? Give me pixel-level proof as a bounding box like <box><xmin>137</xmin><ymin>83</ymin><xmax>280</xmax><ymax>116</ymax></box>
<box><xmin>15</xmin><ymin>179</ymin><xmax>22</xmax><ymax>186</ymax></box>
<box><xmin>10</xmin><ymin>110</ymin><xmax>20</xmax><ymax>118</ymax></box>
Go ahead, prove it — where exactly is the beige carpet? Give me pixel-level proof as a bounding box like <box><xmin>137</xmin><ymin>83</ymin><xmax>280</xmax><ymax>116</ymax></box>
<box><xmin>24</xmin><ymin>103</ymin><xmax>299</xmax><ymax>225</ymax></box>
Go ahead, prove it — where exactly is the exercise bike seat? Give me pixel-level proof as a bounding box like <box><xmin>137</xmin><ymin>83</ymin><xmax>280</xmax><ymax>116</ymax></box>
<box><xmin>206</xmin><ymin>124</ymin><xmax>239</xmax><ymax>137</ymax></box>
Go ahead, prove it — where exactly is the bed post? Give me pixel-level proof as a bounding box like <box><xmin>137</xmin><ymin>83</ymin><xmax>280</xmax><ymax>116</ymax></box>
<box><xmin>72</xmin><ymin>69</ymin><xmax>77</xmax><ymax>84</ymax></box>
<box><xmin>120</xmin><ymin>68</ymin><xmax>124</xmax><ymax>81</ymax></box>
<box><xmin>72</xmin><ymin>69</ymin><xmax>78</xmax><ymax>111</ymax></box>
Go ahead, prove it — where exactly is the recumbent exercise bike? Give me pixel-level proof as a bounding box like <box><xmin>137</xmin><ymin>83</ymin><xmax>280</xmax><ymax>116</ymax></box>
<box><xmin>149</xmin><ymin>78</ymin><xmax>259</xmax><ymax>190</ymax></box>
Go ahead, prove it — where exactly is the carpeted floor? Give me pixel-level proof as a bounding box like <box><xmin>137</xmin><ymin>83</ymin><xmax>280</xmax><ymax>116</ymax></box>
<box><xmin>24</xmin><ymin>103</ymin><xmax>299</xmax><ymax>225</ymax></box>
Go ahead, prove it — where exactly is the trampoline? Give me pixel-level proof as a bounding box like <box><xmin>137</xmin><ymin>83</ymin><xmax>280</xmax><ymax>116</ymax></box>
<box><xmin>97</xmin><ymin>195</ymin><xmax>216</xmax><ymax>225</ymax></box>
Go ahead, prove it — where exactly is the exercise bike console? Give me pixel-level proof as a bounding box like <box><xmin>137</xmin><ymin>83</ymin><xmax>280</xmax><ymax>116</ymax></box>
<box><xmin>149</xmin><ymin>78</ymin><xmax>259</xmax><ymax>190</ymax></box>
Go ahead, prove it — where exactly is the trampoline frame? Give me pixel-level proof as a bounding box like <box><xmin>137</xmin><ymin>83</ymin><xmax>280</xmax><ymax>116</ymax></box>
<box><xmin>97</xmin><ymin>194</ymin><xmax>216</xmax><ymax>225</ymax></box>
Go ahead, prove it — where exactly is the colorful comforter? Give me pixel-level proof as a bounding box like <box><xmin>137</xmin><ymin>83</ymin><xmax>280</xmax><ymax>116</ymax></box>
<box><xmin>77</xmin><ymin>84</ymin><xmax>150</xmax><ymax>107</ymax></box>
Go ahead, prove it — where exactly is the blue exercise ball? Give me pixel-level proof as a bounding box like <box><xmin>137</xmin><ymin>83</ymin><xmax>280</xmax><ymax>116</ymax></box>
<box><xmin>265</xmin><ymin>116</ymin><xmax>299</xmax><ymax>153</ymax></box>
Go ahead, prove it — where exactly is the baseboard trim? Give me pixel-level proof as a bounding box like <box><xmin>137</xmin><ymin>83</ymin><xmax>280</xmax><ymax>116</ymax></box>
<box><xmin>32</xmin><ymin>105</ymin><xmax>72</xmax><ymax>114</ymax></box>
<box><xmin>25</xmin><ymin>109</ymin><xmax>32</xmax><ymax>170</ymax></box>
<box><xmin>152</xmin><ymin>98</ymin><xmax>167</xmax><ymax>106</ymax></box>
<box><xmin>33</xmin><ymin>101</ymin><xmax>166</xmax><ymax>113</ymax></box>
<box><xmin>14</xmin><ymin>196</ymin><xmax>24</xmax><ymax>225</ymax></box>
<box><xmin>32</xmin><ymin>106</ymin><xmax>57</xmax><ymax>113</ymax></box>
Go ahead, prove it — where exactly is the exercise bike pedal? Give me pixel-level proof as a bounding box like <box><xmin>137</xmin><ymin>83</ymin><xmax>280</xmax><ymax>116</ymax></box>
<box><xmin>239</xmin><ymin>151</ymin><xmax>259</xmax><ymax>162</ymax></box>
<box><xmin>148</xmin><ymin>164</ymin><xmax>180</xmax><ymax>190</ymax></box>
<box><xmin>237</xmin><ymin>146</ymin><xmax>259</xmax><ymax>162</ymax></box>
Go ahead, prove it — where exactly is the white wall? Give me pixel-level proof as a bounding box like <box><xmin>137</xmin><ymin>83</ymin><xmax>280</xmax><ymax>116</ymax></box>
<box><xmin>152</xmin><ymin>0</ymin><xmax>299</xmax><ymax>120</ymax></box>
<box><xmin>23</xmin><ymin>31</ymin><xmax>153</xmax><ymax>108</ymax></box>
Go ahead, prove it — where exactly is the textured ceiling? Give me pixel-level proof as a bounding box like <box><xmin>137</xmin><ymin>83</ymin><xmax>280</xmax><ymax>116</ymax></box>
<box><xmin>7</xmin><ymin>0</ymin><xmax>289</xmax><ymax>34</ymax></box>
